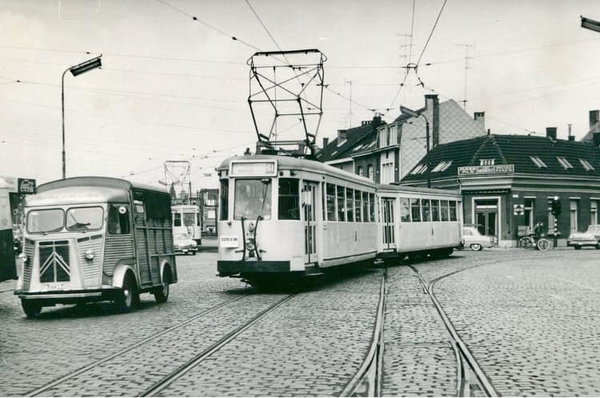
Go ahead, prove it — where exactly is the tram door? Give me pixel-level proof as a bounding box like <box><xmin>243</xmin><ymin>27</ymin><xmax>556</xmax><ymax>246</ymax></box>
<box><xmin>381</xmin><ymin>197</ymin><xmax>396</xmax><ymax>251</ymax></box>
<box><xmin>303</xmin><ymin>182</ymin><xmax>319</xmax><ymax>264</ymax></box>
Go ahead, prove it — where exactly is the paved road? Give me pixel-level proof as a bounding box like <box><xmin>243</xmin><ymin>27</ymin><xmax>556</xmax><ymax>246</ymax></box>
<box><xmin>1</xmin><ymin>248</ymin><xmax>599</xmax><ymax>396</ymax></box>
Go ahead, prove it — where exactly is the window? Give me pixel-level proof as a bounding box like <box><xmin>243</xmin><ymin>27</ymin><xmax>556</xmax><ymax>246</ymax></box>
<box><xmin>369</xmin><ymin>193</ymin><xmax>375</xmax><ymax>222</ymax></box>
<box><xmin>592</xmin><ymin>200</ymin><xmax>599</xmax><ymax>225</ymax></box>
<box><xmin>362</xmin><ymin>192</ymin><xmax>368</xmax><ymax>222</ymax></box>
<box><xmin>449</xmin><ymin>201</ymin><xmax>457</xmax><ymax>221</ymax></box>
<box><xmin>108</xmin><ymin>205</ymin><xmax>130</xmax><ymax>234</ymax></box>
<box><xmin>337</xmin><ymin>186</ymin><xmax>345</xmax><ymax>221</ymax></box>
<box><xmin>524</xmin><ymin>199</ymin><xmax>534</xmax><ymax>228</ymax></box>
<box><xmin>326</xmin><ymin>183</ymin><xmax>336</xmax><ymax>221</ymax></box>
<box><xmin>357</xmin><ymin>166</ymin><xmax>364</xmax><ymax>176</ymax></box>
<box><xmin>219</xmin><ymin>179</ymin><xmax>229</xmax><ymax>220</ymax></box>
<box><xmin>422</xmin><ymin>199</ymin><xmax>431</xmax><ymax>221</ymax></box>
<box><xmin>580</xmin><ymin>159</ymin><xmax>595</xmax><ymax>171</ymax></box>
<box><xmin>411</xmin><ymin>164</ymin><xmax>428</xmax><ymax>175</ymax></box>
<box><xmin>354</xmin><ymin>190</ymin><xmax>362</xmax><ymax>222</ymax></box>
<box><xmin>183</xmin><ymin>212</ymin><xmax>196</xmax><ymax>227</ymax></box>
<box><xmin>173</xmin><ymin>213</ymin><xmax>182</xmax><ymax>227</ymax></box>
<box><xmin>381</xmin><ymin>161</ymin><xmax>394</xmax><ymax>184</ymax></box>
<box><xmin>66</xmin><ymin>207</ymin><xmax>104</xmax><ymax>231</ymax></box>
<box><xmin>440</xmin><ymin>200</ymin><xmax>449</xmax><ymax>221</ymax></box>
<box><xmin>278</xmin><ymin>178</ymin><xmax>300</xmax><ymax>220</ymax></box>
<box><xmin>432</xmin><ymin>161</ymin><xmax>453</xmax><ymax>172</ymax></box>
<box><xmin>570</xmin><ymin>199</ymin><xmax>578</xmax><ymax>232</ymax></box>
<box><xmin>368</xmin><ymin>165</ymin><xmax>374</xmax><ymax>181</ymax></box>
<box><xmin>530</xmin><ymin>156</ymin><xmax>547</xmax><ymax>168</ymax></box>
<box><xmin>399</xmin><ymin>198</ymin><xmax>411</xmax><ymax>222</ymax></box>
<box><xmin>27</xmin><ymin>209</ymin><xmax>64</xmax><ymax>234</ymax></box>
<box><xmin>557</xmin><ymin>157</ymin><xmax>573</xmax><ymax>169</ymax></box>
<box><xmin>346</xmin><ymin>188</ymin><xmax>355</xmax><ymax>222</ymax></box>
<box><xmin>431</xmin><ymin>200</ymin><xmax>440</xmax><ymax>221</ymax></box>
<box><xmin>411</xmin><ymin>198</ymin><xmax>421</xmax><ymax>222</ymax></box>
<box><xmin>234</xmin><ymin>179</ymin><xmax>272</xmax><ymax>220</ymax></box>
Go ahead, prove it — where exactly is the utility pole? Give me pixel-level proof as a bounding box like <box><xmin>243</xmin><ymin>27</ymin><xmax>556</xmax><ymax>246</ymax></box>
<box><xmin>345</xmin><ymin>79</ymin><xmax>353</xmax><ymax>128</ymax></box>
<box><xmin>456</xmin><ymin>44</ymin><xmax>473</xmax><ymax>110</ymax></box>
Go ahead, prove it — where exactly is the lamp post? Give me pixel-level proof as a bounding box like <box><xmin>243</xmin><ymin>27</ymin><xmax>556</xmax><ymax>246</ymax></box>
<box><xmin>61</xmin><ymin>55</ymin><xmax>102</xmax><ymax>179</ymax></box>
<box><xmin>400</xmin><ymin>105</ymin><xmax>431</xmax><ymax>187</ymax></box>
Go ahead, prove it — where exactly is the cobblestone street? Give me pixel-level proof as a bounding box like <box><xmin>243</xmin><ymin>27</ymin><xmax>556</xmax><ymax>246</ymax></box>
<box><xmin>1</xmin><ymin>248</ymin><xmax>600</xmax><ymax>396</ymax></box>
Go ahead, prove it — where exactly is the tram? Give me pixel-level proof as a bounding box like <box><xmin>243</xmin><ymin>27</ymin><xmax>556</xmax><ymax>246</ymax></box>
<box><xmin>0</xmin><ymin>178</ymin><xmax>17</xmax><ymax>282</ymax></box>
<box><xmin>216</xmin><ymin>154</ymin><xmax>462</xmax><ymax>287</ymax></box>
<box><xmin>172</xmin><ymin>204</ymin><xmax>202</xmax><ymax>245</ymax></box>
<box><xmin>14</xmin><ymin>177</ymin><xmax>177</xmax><ymax>317</ymax></box>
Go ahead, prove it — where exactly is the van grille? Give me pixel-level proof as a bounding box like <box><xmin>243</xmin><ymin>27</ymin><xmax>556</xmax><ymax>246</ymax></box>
<box><xmin>39</xmin><ymin>240</ymin><xmax>70</xmax><ymax>283</ymax></box>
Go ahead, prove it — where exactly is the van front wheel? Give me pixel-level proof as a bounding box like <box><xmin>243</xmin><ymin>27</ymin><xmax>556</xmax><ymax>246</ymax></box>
<box><xmin>21</xmin><ymin>299</ymin><xmax>42</xmax><ymax>318</ymax></box>
<box><xmin>115</xmin><ymin>275</ymin><xmax>138</xmax><ymax>313</ymax></box>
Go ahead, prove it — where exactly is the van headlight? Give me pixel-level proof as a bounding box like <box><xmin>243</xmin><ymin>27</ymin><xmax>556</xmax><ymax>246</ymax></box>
<box><xmin>18</xmin><ymin>252</ymin><xmax>29</xmax><ymax>264</ymax></box>
<box><xmin>85</xmin><ymin>249</ymin><xmax>95</xmax><ymax>260</ymax></box>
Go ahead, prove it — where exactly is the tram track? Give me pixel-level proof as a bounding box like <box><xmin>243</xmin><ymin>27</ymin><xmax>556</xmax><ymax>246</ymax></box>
<box><xmin>25</xmin><ymin>295</ymin><xmax>250</xmax><ymax>397</ymax></box>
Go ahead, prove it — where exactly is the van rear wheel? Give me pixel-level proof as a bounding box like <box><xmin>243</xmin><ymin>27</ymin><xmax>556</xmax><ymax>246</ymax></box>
<box><xmin>153</xmin><ymin>268</ymin><xmax>170</xmax><ymax>304</ymax></box>
<box><xmin>21</xmin><ymin>299</ymin><xmax>42</xmax><ymax>318</ymax></box>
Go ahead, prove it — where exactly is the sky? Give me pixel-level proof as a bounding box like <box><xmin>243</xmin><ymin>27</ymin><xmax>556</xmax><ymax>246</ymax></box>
<box><xmin>2</xmin><ymin>0</ymin><xmax>600</xmax><ymax>193</ymax></box>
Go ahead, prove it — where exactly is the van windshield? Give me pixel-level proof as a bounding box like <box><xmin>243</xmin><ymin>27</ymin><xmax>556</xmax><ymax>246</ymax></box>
<box><xmin>66</xmin><ymin>207</ymin><xmax>104</xmax><ymax>231</ymax></box>
<box><xmin>27</xmin><ymin>209</ymin><xmax>65</xmax><ymax>234</ymax></box>
<box><xmin>27</xmin><ymin>206</ymin><xmax>104</xmax><ymax>234</ymax></box>
<box><xmin>234</xmin><ymin>179</ymin><xmax>272</xmax><ymax>220</ymax></box>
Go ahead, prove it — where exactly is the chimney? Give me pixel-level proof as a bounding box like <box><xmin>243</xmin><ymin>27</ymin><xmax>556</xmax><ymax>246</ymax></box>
<box><xmin>590</xmin><ymin>110</ymin><xmax>600</xmax><ymax>130</ymax></box>
<box><xmin>425</xmin><ymin>94</ymin><xmax>440</xmax><ymax>147</ymax></box>
<box><xmin>568</xmin><ymin>135</ymin><xmax>575</xmax><ymax>141</ymax></box>
<box><xmin>372</xmin><ymin>114</ymin><xmax>382</xmax><ymax>127</ymax></box>
<box><xmin>594</xmin><ymin>132</ymin><xmax>600</xmax><ymax>147</ymax></box>
<box><xmin>546</xmin><ymin>127</ymin><xmax>557</xmax><ymax>140</ymax></box>
<box><xmin>323</xmin><ymin>137</ymin><xmax>329</xmax><ymax>148</ymax></box>
<box><xmin>337</xmin><ymin>130</ymin><xmax>347</xmax><ymax>142</ymax></box>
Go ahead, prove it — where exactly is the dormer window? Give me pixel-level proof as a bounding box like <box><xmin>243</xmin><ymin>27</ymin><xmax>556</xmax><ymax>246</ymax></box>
<box><xmin>530</xmin><ymin>156</ymin><xmax>547</xmax><ymax>168</ymax></box>
<box><xmin>580</xmin><ymin>159</ymin><xmax>595</xmax><ymax>171</ymax></box>
<box><xmin>411</xmin><ymin>164</ymin><xmax>428</xmax><ymax>175</ymax></box>
<box><xmin>432</xmin><ymin>161</ymin><xmax>453</xmax><ymax>172</ymax></box>
<box><xmin>557</xmin><ymin>157</ymin><xmax>573</xmax><ymax>169</ymax></box>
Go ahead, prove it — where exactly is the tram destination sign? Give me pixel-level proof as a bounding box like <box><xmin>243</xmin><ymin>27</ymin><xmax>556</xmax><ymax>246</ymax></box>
<box><xmin>230</xmin><ymin>160</ymin><xmax>277</xmax><ymax>177</ymax></box>
<box><xmin>458</xmin><ymin>164</ymin><xmax>514</xmax><ymax>175</ymax></box>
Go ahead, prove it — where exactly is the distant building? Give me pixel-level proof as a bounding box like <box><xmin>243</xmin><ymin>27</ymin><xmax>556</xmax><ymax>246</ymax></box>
<box><xmin>401</xmin><ymin>130</ymin><xmax>600</xmax><ymax>247</ymax></box>
<box><xmin>317</xmin><ymin>94</ymin><xmax>486</xmax><ymax>183</ymax></box>
<box><xmin>199</xmin><ymin>188</ymin><xmax>218</xmax><ymax>235</ymax></box>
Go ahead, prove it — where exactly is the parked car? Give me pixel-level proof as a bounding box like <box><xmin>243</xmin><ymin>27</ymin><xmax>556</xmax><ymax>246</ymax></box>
<box><xmin>174</xmin><ymin>233</ymin><xmax>198</xmax><ymax>255</ymax></box>
<box><xmin>567</xmin><ymin>224</ymin><xmax>600</xmax><ymax>249</ymax></box>
<box><xmin>462</xmin><ymin>226</ymin><xmax>495</xmax><ymax>251</ymax></box>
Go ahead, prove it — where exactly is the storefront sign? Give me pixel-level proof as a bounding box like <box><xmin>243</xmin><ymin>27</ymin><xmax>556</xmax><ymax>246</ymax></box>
<box><xmin>458</xmin><ymin>164</ymin><xmax>514</xmax><ymax>175</ymax></box>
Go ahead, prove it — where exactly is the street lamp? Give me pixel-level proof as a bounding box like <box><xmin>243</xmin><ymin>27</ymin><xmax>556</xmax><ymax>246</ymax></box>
<box><xmin>400</xmin><ymin>105</ymin><xmax>431</xmax><ymax>187</ymax></box>
<box><xmin>61</xmin><ymin>55</ymin><xmax>102</xmax><ymax>179</ymax></box>
<box><xmin>581</xmin><ymin>15</ymin><xmax>600</xmax><ymax>33</ymax></box>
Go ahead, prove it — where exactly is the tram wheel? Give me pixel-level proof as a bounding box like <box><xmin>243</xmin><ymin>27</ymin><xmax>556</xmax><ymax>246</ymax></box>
<box><xmin>153</xmin><ymin>268</ymin><xmax>171</xmax><ymax>304</ymax></box>
<box><xmin>115</xmin><ymin>274</ymin><xmax>138</xmax><ymax>313</ymax></box>
<box><xmin>21</xmin><ymin>299</ymin><xmax>42</xmax><ymax>318</ymax></box>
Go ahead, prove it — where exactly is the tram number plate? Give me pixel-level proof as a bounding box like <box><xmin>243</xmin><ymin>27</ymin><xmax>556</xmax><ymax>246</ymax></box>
<box><xmin>220</xmin><ymin>236</ymin><xmax>239</xmax><ymax>248</ymax></box>
<box><xmin>47</xmin><ymin>282</ymin><xmax>68</xmax><ymax>290</ymax></box>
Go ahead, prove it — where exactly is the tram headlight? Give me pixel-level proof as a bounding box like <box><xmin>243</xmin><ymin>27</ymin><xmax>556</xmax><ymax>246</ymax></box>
<box><xmin>85</xmin><ymin>249</ymin><xmax>95</xmax><ymax>260</ymax></box>
<box><xmin>246</xmin><ymin>238</ymin><xmax>256</xmax><ymax>251</ymax></box>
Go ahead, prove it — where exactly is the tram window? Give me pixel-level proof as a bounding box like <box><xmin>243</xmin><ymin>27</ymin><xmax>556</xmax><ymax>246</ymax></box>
<box><xmin>337</xmin><ymin>186</ymin><xmax>345</xmax><ymax>221</ymax></box>
<box><xmin>326</xmin><ymin>183</ymin><xmax>336</xmax><ymax>221</ymax></box>
<box><xmin>449</xmin><ymin>201</ymin><xmax>457</xmax><ymax>221</ymax></box>
<box><xmin>362</xmin><ymin>192</ymin><xmax>368</xmax><ymax>222</ymax></box>
<box><xmin>219</xmin><ymin>179</ymin><xmax>229</xmax><ymax>220</ymax></box>
<box><xmin>183</xmin><ymin>213</ymin><xmax>195</xmax><ymax>227</ymax></box>
<box><xmin>108</xmin><ymin>205</ymin><xmax>130</xmax><ymax>234</ymax></box>
<box><xmin>399</xmin><ymin>198</ymin><xmax>411</xmax><ymax>222</ymax></box>
<box><xmin>234</xmin><ymin>179</ymin><xmax>272</xmax><ymax>220</ymax></box>
<box><xmin>411</xmin><ymin>198</ymin><xmax>421</xmax><ymax>222</ymax></box>
<box><xmin>278</xmin><ymin>178</ymin><xmax>300</xmax><ymax>220</ymax></box>
<box><xmin>422</xmin><ymin>199</ymin><xmax>431</xmax><ymax>221</ymax></box>
<box><xmin>440</xmin><ymin>200</ymin><xmax>449</xmax><ymax>221</ymax></box>
<box><xmin>431</xmin><ymin>200</ymin><xmax>440</xmax><ymax>221</ymax></box>
<box><xmin>369</xmin><ymin>193</ymin><xmax>375</xmax><ymax>222</ymax></box>
<box><xmin>346</xmin><ymin>188</ymin><xmax>354</xmax><ymax>222</ymax></box>
<box><xmin>173</xmin><ymin>213</ymin><xmax>182</xmax><ymax>226</ymax></box>
<box><xmin>355</xmin><ymin>190</ymin><xmax>362</xmax><ymax>222</ymax></box>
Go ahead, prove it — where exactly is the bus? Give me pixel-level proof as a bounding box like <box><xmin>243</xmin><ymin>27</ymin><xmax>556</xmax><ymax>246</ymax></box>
<box><xmin>172</xmin><ymin>204</ymin><xmax>201</xmax><ymax>245</ymax></box>
<box><xmin>0</xmin><ymin>178</ymin><xmax>17</xmax><ymax>282</ymax></box>
<box><xmin>14</xmin><ymin>177</ymin><xmax>177</xmax><ymax>317</ymax></box>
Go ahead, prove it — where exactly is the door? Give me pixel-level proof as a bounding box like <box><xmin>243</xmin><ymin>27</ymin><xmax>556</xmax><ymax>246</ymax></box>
<box><xmin>133</xmin><ymin>200</ymin><xmax>153</xmax><ymax>288</ymax></box>
<box><xmin>303</xmin><ymin>181</ymin><xmax>319</xmax><ymax>264</ymax></box>
<box><xmin>475</xmin><ymin>199</ymin><xmax>498</xmax><ymax>238</ymax></box>
<box><xmin>381</xmin><ymin>197</ymin><xmax>396</xmax><ymax>251</ymax></box>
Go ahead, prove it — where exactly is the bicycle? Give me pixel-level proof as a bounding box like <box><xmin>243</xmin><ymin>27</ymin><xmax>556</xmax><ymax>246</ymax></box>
<box><xmin>518</xmin><ymin>235</ymin><xmax>550</xmax><ymax>251</ymax></box>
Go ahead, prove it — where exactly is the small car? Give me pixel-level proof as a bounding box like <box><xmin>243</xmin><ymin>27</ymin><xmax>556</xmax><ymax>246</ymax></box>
<box><xmin>567</xmin><ymin>224</ymin><xmax>600</xmax><ymax>249</ymax></box>
<box><xmin>174</xmin><ymin>233</ymin><xmax>198</xmax><ymax>255</ymax></box>
<box><xmin>462</xmin><ymin>226</ymin><xmax>495</xmax><ymax>251</ymax></box>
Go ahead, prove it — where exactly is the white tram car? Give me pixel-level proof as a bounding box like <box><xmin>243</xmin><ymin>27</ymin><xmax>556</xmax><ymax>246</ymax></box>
<box><xmin>217</xmin><ymin>155</ymin><xmax>462</xmax><ymax>287</ymax></box>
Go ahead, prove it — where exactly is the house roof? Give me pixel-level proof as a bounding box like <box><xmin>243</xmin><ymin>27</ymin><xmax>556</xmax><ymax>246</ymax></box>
<box><xmin>402</xmin><ymin>134</ymin><xmax>600</xmax><ymax>182</ymax></box>
<box><xmin>316</xmin><ymin>117</ymin><xmax>385</xmax><ymax>162</ymax></box>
